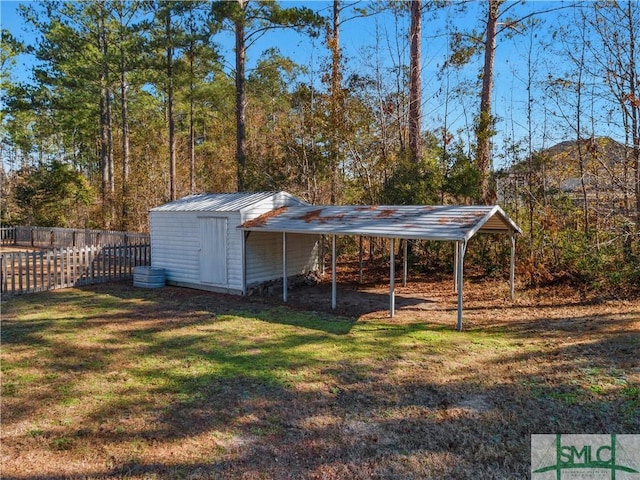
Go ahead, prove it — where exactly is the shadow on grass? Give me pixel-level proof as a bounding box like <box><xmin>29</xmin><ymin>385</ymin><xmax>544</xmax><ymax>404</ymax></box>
<box><xmin>285</xmin><ymin>281</ymin><xmax>436</xmax><ymax>318</ymax></box>
<box><xmin>1</xmin><ymin>282</ymin><xmax>639</xmax><ymax>479</ymax></box>
<box><xmin>244</xmin><ymin>305</ymin><xmax>355</xmax><ymax>335</ymax></box>
<box><xmin>2</xmin><ymin>374</ymin><xmax>636</xmax><ymax>480</ymax></box>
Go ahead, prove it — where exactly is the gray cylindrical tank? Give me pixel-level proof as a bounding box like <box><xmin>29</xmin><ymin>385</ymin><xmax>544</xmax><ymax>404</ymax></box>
<box><xmin>133</xmin><ymin>266</ymin><xmax>166</xmax><ymax>288</ymax></box>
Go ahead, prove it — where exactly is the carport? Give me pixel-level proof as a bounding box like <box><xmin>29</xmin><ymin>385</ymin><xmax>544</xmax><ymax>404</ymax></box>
<box><xmin>240</xmin><ymin>204</ymin><xmax>522</xmax><ymax>330</ymax></box>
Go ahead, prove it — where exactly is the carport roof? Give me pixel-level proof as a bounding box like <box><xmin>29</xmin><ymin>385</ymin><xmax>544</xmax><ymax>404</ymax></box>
<box><xmin>240</xmin><ymin>204</ymin><xmax>521</xmax><ymax>242</ymax></box>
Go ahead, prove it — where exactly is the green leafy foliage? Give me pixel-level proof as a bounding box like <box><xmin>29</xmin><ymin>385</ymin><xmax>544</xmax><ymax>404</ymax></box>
<box><xmin>443</xmin><ymin>148</ymin><xmax>481</xmax><ymax>203</ymax></box>
<box><xmin>0</xmin><ymin>1</ymin><xmax>638</xmax><ymax>293</ymax></box>
<box><xmin>14</xmin><ymin>161</ymin><xmax>94</xmax><ymax>227</ymax></box>
<box><xmin>381</xmin><ymin>156</ymin><xmax>440</xmax><ymax>205</ymax></box>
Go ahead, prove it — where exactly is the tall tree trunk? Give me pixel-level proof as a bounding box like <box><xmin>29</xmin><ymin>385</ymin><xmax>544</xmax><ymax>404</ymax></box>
<box><xmin>329</xmin><ymin>0</ymin><xmax>342</xmax><ymax>204</ymax></box>
<box><xmin>189</xmin><ymin>49</ymin><xmax>196</xmax><ymax>194</ymax></box>
<box><xmin>107</xmin><ymin>86</ymin><xmax>114</xmax><ymax>196</ymax></box>
<box><xmin>235</xmin><ymin>0</ymin><xmax>247</xmax><ymax>192</ymax></box>
<box><xmin>100</xmin><ymin>85</ymin><xmax>109</xmax><ymax>204</ymax></box>
<box><xmin>166</xmin><ymin>9</ymin><xmax>176</xmax><ymax>201</ymax></box>
<box><xmin>98</xmin><ymin>12</ymin><xmax>109</xmax><ymax>206</ymax></box>
<box><xmin>409</xmin><ymin>0</ymin><xmax>422</xmax><ymax>164</ymax></box>
<box><xmin>476</xmin><ymin>0</ymin><xmax>501</xmax><ymax>204</ymax></box>
<box><xmin>628</xmin><ymin>1</ymin><xmax>640</xmax><ymax>232</ymax></box>
<box><xmin>120</xmin><ymin>41</ymin><xmax>130</xmax><ymax>229</ymax></box>
<box><xmin>98</xmin><ymin>6</ymin><xmax>114</xmax><ymax>226</ymax></box>
<box><xmin>187</xmin><ymin>6</ymin><xmax>197</xmax><ymax>195</ymax></box>
<box><xmin>576</xmin><ymin>28</ymin><xmax>589</xmax><ymax>234</ymax></box>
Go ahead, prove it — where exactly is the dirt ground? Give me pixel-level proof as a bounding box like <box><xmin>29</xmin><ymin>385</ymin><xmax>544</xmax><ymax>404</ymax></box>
<box><xmin>2</xmin><ymin>263</ymin><xmax>638</xmax><ymax>480</ymax></box>
<box><xmin>0</xmin><ymin>245</ymin><xmax>47</xmax><ymax>254</ymax></box>
<box><xmin>264</xmin><ymin>262</ymin><xmax>603</xmax><ymax>325</ymax></box>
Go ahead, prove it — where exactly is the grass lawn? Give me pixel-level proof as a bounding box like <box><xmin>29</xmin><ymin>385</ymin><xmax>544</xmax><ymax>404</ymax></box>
<box><xmin>1</xmin><ymin>280</ymin><xmax>639</xmax><ymax>479</ymax></box>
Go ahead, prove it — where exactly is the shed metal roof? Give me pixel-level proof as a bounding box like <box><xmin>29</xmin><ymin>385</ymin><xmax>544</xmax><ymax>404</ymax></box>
<box><xmin>240</xmin><ymin>204</ymin><xmax>521</xmax><ymax>241</ymax></box>
<box><xmin>150</xmin><ymin>191</ymin><xmax>306</xmax><ymax>213</ymax></box>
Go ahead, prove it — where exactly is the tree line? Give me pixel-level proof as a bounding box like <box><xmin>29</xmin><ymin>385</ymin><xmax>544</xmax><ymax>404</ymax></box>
<box><xmin>1</xmin><ymin>0</ymin><xmax>639</xmax><ymax>291</ymax></box>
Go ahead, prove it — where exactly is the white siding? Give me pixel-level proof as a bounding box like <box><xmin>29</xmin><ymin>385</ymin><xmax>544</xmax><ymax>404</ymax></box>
<box><xmin>151</xmin><ymin>211</ymin><xmax>245</xmax><ymax>292</ymax></box>
<box><xmin>150</xmin><ymin>192</ymin><xmax>317</xmax><ymax>295</ymax></box>
<box><xmin>150</xmin><ymin>211</ymin><xmax>201</xmax><ymax>285</ymax></box>
<box><xmin>226</xmin><ymin>223</ymin><xmax>244</xmax><ymax>290</ymax></box>
<box><xmin>245</xmin><ymin>232</ymin><xmax>319</xmax><ymax>286</ymax></box>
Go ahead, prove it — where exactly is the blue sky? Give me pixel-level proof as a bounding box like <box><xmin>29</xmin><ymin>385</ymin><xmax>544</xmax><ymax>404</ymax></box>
<box><xmin>0</xmin><ymin>1</ymin><xmax>622</xmax><ymax>169</ymax></box>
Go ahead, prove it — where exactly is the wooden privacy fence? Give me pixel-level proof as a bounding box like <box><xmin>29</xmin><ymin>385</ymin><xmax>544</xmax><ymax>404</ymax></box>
<box><xmin>0</xmin><ymin>227</ymin><xmax>15</xmax><ymax>245</ymax></box>
<box><xmin>0</xmin><ymin>226</ymin><xmax>149</xmax><ymax>248</ymax></box>
<box><xmin>1</xmin><ymin>244</ymin><xmax>150</xmax><ymax>297</ymax></box>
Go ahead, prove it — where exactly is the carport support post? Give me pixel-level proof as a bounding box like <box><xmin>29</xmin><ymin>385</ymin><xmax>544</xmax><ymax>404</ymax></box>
<box><xmin>358</xmin><ymin>236</ymin><xmax>364</xmax><ymax>284</ymax></box>
<box><xmin>321</xmin><ymin>235</ymin><xmax>326</xmax><ymax>277</ymax></box>
<box><xmin>456</xmin><ymin>241</ymin><xmax>466</xmax><ymax>331</ymax></box>
<box><xmin>282</xmin><ymin>232</ymin><xmax>287</xmax><ymax>302</ymax></box>
<box><xmin>331</xmin><ymin>234</ymin><xmax>337</xmax><ymax>310</ymax></box>
<box><xmin>242</xmin><ymin>231</ymin><xmax>248</xmax><ymax>295</ymax></box>
<box><xmin>453</xmin><ymin>242</ymin><xmax>459</xmax><ymax>293</ymax></box>
<box><xmin>403</xmin><ymin>239</ymin><xmax>408</xmax><ymax>287</ymax></box>
<box><xmin>510</xmin><ymin>234</ymin><xmax>516</xmax><ymax>301</ymax></box>
<box><xmin>390</xmin><ymin>238</ymin><xmax>395</xmax><ymax>317</ymax></box>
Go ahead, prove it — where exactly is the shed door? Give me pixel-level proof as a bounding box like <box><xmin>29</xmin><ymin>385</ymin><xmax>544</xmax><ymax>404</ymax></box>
<box><xmin>199</xmin><ymin>217</ymin><xmax>228</xmax><ymax>286</ymax></box>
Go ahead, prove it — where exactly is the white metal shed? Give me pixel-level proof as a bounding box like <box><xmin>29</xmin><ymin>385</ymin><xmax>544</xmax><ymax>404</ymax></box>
<box><xmin>149</xmin><ymin>192</ymin><xmax>320</xmax><ymax>294</ymax></box>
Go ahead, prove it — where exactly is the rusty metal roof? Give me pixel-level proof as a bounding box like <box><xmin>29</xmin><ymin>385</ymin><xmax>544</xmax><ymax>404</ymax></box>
<box><xmin>151</xmin><ymin>191</ymin><xmax>308</xmax><ymax>213</ymax></box>
<box><xmin>240</xmin><ymin>204</ymin><xmax>521</xmax><ymax>241</ymax></box>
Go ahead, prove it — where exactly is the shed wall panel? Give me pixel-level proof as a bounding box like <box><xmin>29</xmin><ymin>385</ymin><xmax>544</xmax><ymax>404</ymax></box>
<box><xmin>246</xmin><ymin>232</ymin><xmax>319</xmax><ymax>286</ymax></box>
<box><xmin>150</xmin><ymin>212</ymin><xmax>201</xmax><ymax>285</ymax></box>
<box><xmin>151</xmin><ymin>211</ymin><xmax>245</xmax><ymax>291</ymax></box>
<box><xmin>226</xmin><ymin>225</ymin><xmax>244</xmax><ymax>290</ymax></box>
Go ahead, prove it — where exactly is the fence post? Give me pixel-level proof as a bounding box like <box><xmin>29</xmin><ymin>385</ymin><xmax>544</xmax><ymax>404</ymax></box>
<box><xmin>73</xmin><ymin>246</ymin><xmax>78</xmax><ymax>286</ymax></box>
<box><xmin>71</xmin><ymin>246</ymin><xmax>77</xmax><ymax>286</ymax></box>
<box><xmin>47</xmin><ymin>249</ymin><xmax>51</xmax><ymax>290</ymax></box>
<box><xmin>96</xmin><ymin>245</ymin><xmax>101</xmax><ymax>282</ymax></box>
<box><xmin>18</xmin><ymin>252</ymin><xmax>23</xmax><ymax>293</ymax></box>
<box><xmin>107</xmin><ymin>245</ymin><xmax>112</xmax><ymax>281</ymax></box>
<box><xmin>59</xmin><ymin>247</ymin><xmax>64</xmax><ymax>288</ymax></box>
<box><xmin>0</xmin><ymin>255</ymin><xmax>4</xmax><ymax>294</ymax></box>
<box><xmin>26</xmin><ymin>252</ymin><xmax>31</xmax><ymax>293</ymax></box>
<box><xmin>115</xmin><ymin>245</ymin><xmax>119</xmax><ymax>278</ymax></box>
<box><xmin>11</xmin><ymin>253</ymin><xmax>16</xmax><ymax>293</ymax></box>
<box><xmin>94</xmin><ymin>245</ymin><xmax>99</xmax><ymax>282</ymax></box>
<box><xmin>88</xmin><ymin>245</ymin><xmax>94</xmax><ymax>283</ymax></box>
<box><xmin>53</xmin><ymin>248</ymin><xmax>58</xmax><ymax>289</ymax></box>
<box><xmin>66</xmin><ymin>247</ymin><xmax>71</xmax><ymax>288</ymax></box>
<box><xmin>37</xmin><ymin>250</ymin><xmax>43</xmax><ymax>292</ymax></box>
<box><xmin>82</xmin><ymin>246</ymin><xmax>88</xmax><ymax>285</ymax></box>
<box><xmin>76</xmin><ymin>247</ymin><xmax>82</xmax><ymax>286</ymax></box>
<box><xmin>59</xmin><ymin>248</ymin><xmax>63</xmax><ymax>288</ymax></box>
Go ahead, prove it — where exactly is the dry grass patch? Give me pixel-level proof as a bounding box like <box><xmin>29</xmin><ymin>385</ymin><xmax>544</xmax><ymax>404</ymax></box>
<box><xmin>1</xmin><ymin>280</ymin><xmax>638</xmax><ymax>479</ymax></box>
